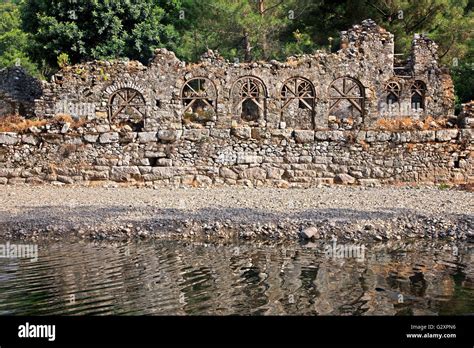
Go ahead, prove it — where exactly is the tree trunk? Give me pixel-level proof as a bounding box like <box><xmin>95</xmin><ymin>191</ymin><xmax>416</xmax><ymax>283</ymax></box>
<box><xmin>243</xmin><ymin>31</ymin><xmax>252</xmax><ymax>62</ymax></box>
<box><xmin>258</xmin><ymin>0</ymin><xmax>268</xmax><ymax>59</ymax></box>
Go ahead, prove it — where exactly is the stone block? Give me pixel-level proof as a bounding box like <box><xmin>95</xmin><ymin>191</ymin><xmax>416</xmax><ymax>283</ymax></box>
<box><xmin>110</xmin><ymin>166</ymin><xmax>140</xmax><ymax>181</ymax></box>
<box><xmin>151</xmin><ymin>167</ymin><xmax>174</xmax><ymax>179</ymax></box>
<box><xmin>0</xmin><ymin>133</ymin><xmax>19</xmax><ymax>145</ymax></box>
<box><xmin>328</xmin><ymin>131</ymin><xmax>345</xmax><ymax>141</ymax></box>
<box><xmin>21</xmin><ymin>134</ymin><xmax>39</xmax><ymax>145</ymax></box>
<box><xmin>138</xmin><ymin>132</ymin><xmax>157</xmax><ymax>143</ymax></box>
<box><xmin>231</xmin><ymin>127</ymin><xmax>252</xmax><ymax>140</ymax></box>
<box><xmin>194</xmin><ymin>175</ymin><xmax>212</xmax><ymax>186</ymax></box>
<box><xmin>84</xmin><ymin>134</ymin><xmax>99</xmax><ymax>143</ymax></box>
<box><xmin>376</xmin><ymin>131</ymin><xmax>391</xmax><ymax>142</ymax></box>
<box><xmin>240</xmin><ymin>167</ymin><xmax>267</xmax><ymax>180</ymax></box>
<box><xmin>301</xmin><ymin>226</ymin><xmax>319</xmax><ymax>240</ymax></box>
<box><xmin>266</xmin><ymin>167</ymin><xmax>284</xmax><ymax>179</ymax></box>
<box><xmin>435</xmin><ymin>129</ymin><xmax>458</xmax><ymax>142</ymax></box>
<box><xmin>99</xmin><ymin>132</ymin><xmax>119</xmax><ymax>144</ymax></box>
<box><xmin>96</xmin><ymin>125</ymin><xmax>110</xmax><ymax>133</ymax></box>
<box><xmin>158</xmin><ymin>130</ymin><xmax>180</xmax><ymax>142</ymax></box>
<box><xmin>157</xmin><ymin>158</ymin><xmax>173</xmax><ymax>167</ymax></box>
<box><xmin>334</xmin><ymin>173</ymin><xmax>356</xmax><ymax>184</ymax></box>
<box><xmin>412</xmin><ymin>130</ymin><xmax>435</xmax><ymax>142</ymax></box>
<box><xmin>315</xmin><ymin>131</ymin><xmax>330</xmax><ymax>141</ymax></box>
<box><xmin>270</xmin><ymin>129</ymin><xmax>293</xmax><ymax>139</ymax></box>
<box><xmin>294</xmin><ymin>130</ymin><xmax>315</xmax><ymax>143</ymax></box>
<box><xmin>210</xmin><ymin>128</ymin><xmax>231</xmax><ymax>139</ymax></box>
<box><xmin>183</xmin><ymin>129</ymin><xmax>209</xmax><ymax>141</ymax></box>
<box><xmin>219</xmin><ymin>167</ymin><xmax>239</xmax><ymax>180</ymax></box>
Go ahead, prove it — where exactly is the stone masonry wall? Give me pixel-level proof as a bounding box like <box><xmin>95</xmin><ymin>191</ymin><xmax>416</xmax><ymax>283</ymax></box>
<box><xmin>0</xmin><ymin>128</ymin><xmax>472</xmax><ymax>187</ymax></box>
<box><xmin>0</xmin><ymin>20</ymin><xmax>471</xmax><ymax>187</ymax></box>
<box><xmin>31</xmin><ymin>20</ymin><xmax>454</xmax><ymax>131</ymax></box>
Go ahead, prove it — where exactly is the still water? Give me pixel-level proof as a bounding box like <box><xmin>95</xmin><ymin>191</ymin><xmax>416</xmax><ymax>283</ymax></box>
<box><xmin>0</xmin><ymin>239</ymin><xmax>472</xmax><ymax>315</ymax></box>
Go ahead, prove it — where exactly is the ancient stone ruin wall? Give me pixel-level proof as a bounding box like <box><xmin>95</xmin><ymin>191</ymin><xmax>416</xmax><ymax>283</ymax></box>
<box><xmin>0</xmin><ymin>126</ymin><xmax>472</xmax><ymax>187</ymax></box>
<box><xmin>0</xmin><ymin>20</ymin><xmax>471</xmax><ymax>187</ymax></box>
<box><xmin>32</xmin><ymin>19</ymin><xmax>454</xmax><ymax>131</ymax></box>
<box><xmin>0</xmin><ymin>67</ymin><xmax>43</xmax><ymax>117</ymax></box>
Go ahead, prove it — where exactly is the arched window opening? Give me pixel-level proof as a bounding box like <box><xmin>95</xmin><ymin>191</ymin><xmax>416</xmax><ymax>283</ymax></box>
<box><xmin>231</xmin><ymin>76</ymin><xmax>267</xmax><ymax>123</ymax></box>
<box><xmin>328</xmin><ymin>76</ymin><xmax>365</xmax><ymax>129</ymax></box>
<box><xmin>411</xmin><ymin>80</ymin><xmax>426</xmax><ymax>111</ymax></box>
<box><xmin>181</xmin><ymin>77</ymin><xmax>217</xmax><ymax>124</ymax></box>
<box><xmin>281</xmin><ymin>77</ymin><xmax>315</xmax><ymax>111</ymax></box>
<box><xmin>108</xmin><ymin>88</ymin><xmax>146</xmax><ymax>131</ymax></box>
<box><xmin>386</xmin><ymin>82</ymin><xmax>401</xmax><ymax>108</ymax></box>
<box><xmin>280</xmin><ymin>77</ymin><xmax>315</xmax><ymax>129</ymax></box>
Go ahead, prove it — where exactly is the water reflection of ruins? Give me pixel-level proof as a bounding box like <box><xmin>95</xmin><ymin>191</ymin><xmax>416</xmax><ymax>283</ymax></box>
<box><xmin>0</xmin><ymin>240</ymin><xmax>472</xmax><ymax>315</ymax></box>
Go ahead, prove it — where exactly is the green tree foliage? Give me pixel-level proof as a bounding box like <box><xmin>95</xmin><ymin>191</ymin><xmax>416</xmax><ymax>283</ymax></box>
<box><xmin>20</xmin><ymin>0</ymin><xmax>182</xmax><ymax>66</ymax></box>
<box><xmin>0</xmin><ymin>1</ymin><xmax>39</xmax><ymax>75</ymax></box>
<box><xmin>175</xmin><ymin>0</ymin><xmax>314</xmax><ymax>62</ymax></box>
<box><xmin>364</xmin><ymin>0</ymin><xmax>473</xmax><ymax>64</ymax></box>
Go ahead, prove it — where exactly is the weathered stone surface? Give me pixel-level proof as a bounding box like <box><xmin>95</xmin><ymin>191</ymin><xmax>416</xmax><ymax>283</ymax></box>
<box><xmin>110</xmin><ymin>166</ymin><xmax>140</xmax><ymax>181</ymax></box>
<box><xmin>84</xmin><ymin>134</ymin><xmax>99</xmax><ymax>143</ymax></box>
<box><xmin>83</xmin><ymin>170</ymin><xmax>109</xmax><ymax>180</ymax></box>
<box><xmin>267</xmin><ymin>167</ymin><xmax>284</xmax><ymax>179</ymax></box>
<box><xmin>301</xmin><ymin>226</ymin><xmax>319</xmax><ymax>240</ymax></box>
<box><xmin>210</xmin><ymin>129</ymin><xmax>231</xmax><ymax>139</ymax></box>
<box><xmin>294</xmin><ymin>130</ymin><xmax>315</xmax><ymax>143</ymax></box>
<box><xmin>138</xmin><ymin>132</ymin><xmax>157</xmax><ymax>143</ymax></box>
<box><xmin>99</xmin><ymin>132</ymin><xmax>119</xmax><ymax>144</ymax></box>
<box><xmin>194</xmin><ymin>175</ymin><xmax>213</xmax><ymax>186</ymax></box>
<box><xmin>358</xmin><ymin>179</ymin><xmax>381</xmax><ymax>187</ymax></box>
<box><xmin>376</xmin><ymin>131</ymin><xmax>392</xmax><ymax>142</ymax></box>
<box><xmin>436</xmin><ymin>129</ymin><xmax>458</xmax><ymax>142</ymax></box>
<box><xmin>158</xmin><ymin>130</ymin><xmax>180</xmax><ymax>142</ymax></box>
<box><xmin>8</xmin><ymin>177</ymin><xmax>26</xmax><ymax>185</ymax></box>
<box><xmin>240</xmin><ymin>167</ymin><xmax>267</xmax><ymax>180</ymax></box>
<box><xmin>21</xmin><ymin>134</ymin><xmax>39</xmax><ymax>145</ymax></box>
<box><xmin>231</xmin><ymin>127</ymin><xmax>252</xmax><ymax>140</ymax></box>
<box><xmin>157</xmin><ymin>158</ymin><xmax>172</xmax><ymax>167</ymax></box>
<box><xmin>315</xmin><ymin>131</ymin><xmax>330</xmax><ymax>141</ymax></box>
<box><xmin>183</xmin><ymin>129</ymin><xmax>209</xmax><ymax>141</ymax></box>
<box><xmin>0</xmin><ymin>133</ymin><xmax>19</xmax><ymax>145</ymax></box>
<box><xmin>57</xmin><ymin>175</ymin><xmax>74</xmax><ymax>184</ymax></box>
<box><xmin>412</xmin><ymin>130</ymin><xmax>435</xmax><ymax>142</ymax></box>
<box><xmin>270</xmin><ymin>129</ymin><xmax>292</xmax><ymax>139</ymax></box>
<box><xmin>237</xmin><ymin>153</ymin><xmax>262</xmax><ymax>165</ymax></box>
<box><xmin>329</xmin><ymin>131</ymin><xmax>345</xmax><ymax>141</ymax></box>
<box><xmin>96</xmin><ymin>125</ymin><xmax>111</xmax><ymax>133</ymax></box>
<box><xmin>334</xmin><ymin>173</ymin><xmax>356</xmax><ymax>185</ymax></box>
<box><xmin>220</xmin><ymin>167</ymin><xmax>238</xmax><ymax>180</ymax></box>
<box><xmin>151</xmin><ymin>167</ymin><xmax>174</xmax><ymax>179</ymax></box>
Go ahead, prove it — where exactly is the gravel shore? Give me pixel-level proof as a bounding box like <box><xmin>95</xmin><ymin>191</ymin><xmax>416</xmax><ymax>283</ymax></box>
<box><xmin>0</xmin><ymin>185</ymin><xmax>472</xmax><ymax>242</ymax></box>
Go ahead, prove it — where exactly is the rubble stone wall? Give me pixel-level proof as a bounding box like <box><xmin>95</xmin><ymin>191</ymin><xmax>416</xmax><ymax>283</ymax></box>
<box><xmin>0</xmin><ymin>128</ymin><xmax>472</xmax><ymax>187</ymax></box>
<box><xmin>0</xmin><ymin>20</ymin><xmax>471</xmax><ymax>187</ymax></box>
<box><xmin>30</xmin><ymin>20</ymin><xmax>454</xmax><ymax>131</ymax></box>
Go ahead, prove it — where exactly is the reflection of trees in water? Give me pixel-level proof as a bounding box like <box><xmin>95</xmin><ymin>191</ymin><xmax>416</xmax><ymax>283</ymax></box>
<box><xmin>0</xmin><ymin>240</ymin><xmax>471</xmax><ymax>315</ymax></box>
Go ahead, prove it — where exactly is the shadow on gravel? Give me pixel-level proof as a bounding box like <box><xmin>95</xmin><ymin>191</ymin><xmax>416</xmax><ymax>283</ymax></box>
<box><xmin>0</xmin><ymin>205</ymin><xmax>472</xmax><ymax>231</ymax></box>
